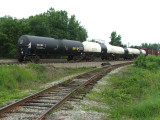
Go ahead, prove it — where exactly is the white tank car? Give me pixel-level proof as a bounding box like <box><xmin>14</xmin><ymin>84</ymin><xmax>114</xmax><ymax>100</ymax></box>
<box><xmin>105</xmin><ymin>43</ymin><xmax>124</xmax><ymax>54</ymax></box>
<box><xmin>127</xmin><ymin>48</ymin><xmax>140</xmax><ymax>55</ymax></box>
<box><xmin>82</xmin><ymin>41</ymin><xmax>101</xmax><ymax>53</ymax></box>
<box><xmin>141</xmin><ymin>49</ymin><xmax>146</xmax><ymax>55</ymax></box>
<box><xmin>111</xmin><ymin>46</ymin><xmax>125</xmax><ymax>54</ymax></box>
<box><xmin>105</xmin><ymin>43</ymin><xmax>112</xmax><ymax>53</ymax></box>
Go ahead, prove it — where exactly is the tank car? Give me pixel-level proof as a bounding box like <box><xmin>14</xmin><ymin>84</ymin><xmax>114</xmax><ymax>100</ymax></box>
<box><xmin>126</xmin><ymin>48</ymin><xmax>140</xmax><ymax>59</ymax></box>
<box><xmin>140</xmin><ymin>49</ymin><xmax>146</xmax><ymax>55</ymax></box>
<box><xmin>18</xmin><ymin>35</ymin><xmax>83</xmax><ymax>62</ymax></box>
<box><xmin>105</xmin><ymin>43</ymin><xmax>127</xmax><ymax>60</ymax></box>
<box><xmin>104</xmin><ymin>43</ymin><xmax>146</xmax><ymax>60</ymax></box>
<box><xmin>82</xmin><ymin>41</ymin><xmax>107</xmax><ymax>61</ymax></box>
<box><xmin>82</xmin><ymin>41</ymin><xmax>102</xmax><ymax>60</ymax></box>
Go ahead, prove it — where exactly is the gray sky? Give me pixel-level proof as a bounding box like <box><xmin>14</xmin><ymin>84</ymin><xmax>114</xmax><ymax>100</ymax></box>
<box><xmin>0</xmin><ymin>0</ymin><xmax>160</xmax><ymax>46</ymax></box>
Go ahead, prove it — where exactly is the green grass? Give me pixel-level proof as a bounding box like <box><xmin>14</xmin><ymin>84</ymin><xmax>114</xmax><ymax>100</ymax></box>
<box><xmin>0</xmin><ymin>63</ymin><xmax>96</xmax><ymax>108</ymax></box>
<box><xmin>104</xmin><ymin>66</ymin><xmax>160</xmax><ymax>119</ymax></box>
<box><xmin>80</xmin><ymin>55</ymin><xmax>160</xmax><ymax>119</ymax></box>
<box><xmin>0</xmin><ymin>63</ymin><xmax>41</xmax><ymax>90</ymax></box>
<box><xmin>134</xmin><ymin>54</ymin><xmax>160</xmax><ymax>70</ymax></box>
<box><xmin>0</xmin><ymin>63</ymin><xmax>45</xmax><ymax>107</ymax></box>
<box><xmin>27</xmin><ymin>62</ymin><xmax>46</xmax><ymax>72</ymax></box>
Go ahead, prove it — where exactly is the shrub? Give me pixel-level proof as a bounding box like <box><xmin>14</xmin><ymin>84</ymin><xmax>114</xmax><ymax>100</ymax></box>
<box><xmin>134</xmin><ymin>55</ymin><xmax>160</xmax><ymax>70</ymax></box>
<box><xmin>134</xmin><ymin>54</ymin><xmax>146</xmax><ymax>67</ymax></box>
<box><xmin>27</xmin><ymin>62</ymin><xmax>46</xmax><ymax>72</ymax></box>
<box><xmin>0</xmin><ymin>64</ymin><xmax>39</xmax><ymax>90</ymax></box>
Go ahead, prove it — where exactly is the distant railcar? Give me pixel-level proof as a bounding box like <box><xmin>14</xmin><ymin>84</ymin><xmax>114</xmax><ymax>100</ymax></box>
<box><xmin>142</xmin><ymin>48</ymin><xmax>160</xmax><ymax>56</ymax></box>
<box><xmin>157</xmin><ymin>50</ymin><xmax>160</xmax><ymax>56</ymax></box>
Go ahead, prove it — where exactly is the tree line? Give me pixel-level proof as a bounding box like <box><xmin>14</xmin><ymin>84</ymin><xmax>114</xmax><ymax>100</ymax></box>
<box><xmin>0</xmin><ymin>8</ymin><xmax>88</xmax><ymax>58</ymax></box>
<box><xmin>130</xmin><ymin>43</ymin><xmax>160</xmax><ymax>49</ymax></box>
<box><xmin>109</xmin><ymin>31</ymin><xmax>160</xmax><ymax>49</ymax></box>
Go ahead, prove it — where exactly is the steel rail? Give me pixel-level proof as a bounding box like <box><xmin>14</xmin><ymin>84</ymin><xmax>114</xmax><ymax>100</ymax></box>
<box><xmin>0</xmin><ymin>61</ymin><xmax>133</xmax><ymax>120</ymax></box>
<box><xmin>0</xmin><ymin>68</ymin><xmax>101</xmax><ymax>115</ymax></box>
<box><xmin>37</xmin><ymin>62</ymin><xmax>133</xmax><ymax>120</ymax></box>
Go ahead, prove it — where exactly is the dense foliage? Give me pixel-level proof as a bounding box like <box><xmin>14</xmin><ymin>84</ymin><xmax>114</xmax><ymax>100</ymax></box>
<box><xmin>109</xmin><ymin>31</ymin><xmax>122</xmax><ymax>46</ymax></box>
<box><xmin>83</xmin><ymin>55</ymin><xmax>160</xmax><ymax>119</ymax></box>
<box><xmin>0</xmin><ymin>63</ymin><xmax>96</xmax><ymax>108</ymax></box>
<box><xmin>131</xmin><ymin>43</ymin><xmax>160</xmax><ymax>49</ymax></box>
<box><xmin>106</xmin><ymin>66</ymin><xmax>160</xmax><ymax>119</ymax></box>
<box><xmin>141</xmin><ymin>43</ymin><xmax>160</xmax><ymax>49</ymax></box>
<box><xmin>0</xmin><ymin>8</ymin><xmax>88</xmax><ymax>58</ymax></box>
<box><xmin>134</xmin><ymin>54</ymin><xmax>160</xmax><ymax>70</ymax></box>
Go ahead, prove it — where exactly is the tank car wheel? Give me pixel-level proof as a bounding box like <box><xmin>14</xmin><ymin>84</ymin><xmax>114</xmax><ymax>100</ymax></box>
<box><xmin>85</xmin><ymin>55</ymin><xmax>94</xmax><ymax>62</ymax></box>
<box><xmin>18</xmin><ymin>56</ymin><xmax>23</xmax><ymax>62</ymax></box>
<box><xmin>34</xmin><ymin>56</ymin><xmax>40</xmax><ymax>63</ymax></box>
<box><xmin>67</xmin><ymin>55</ymin><xmax>73</xmax><ymax>61</ymax></box>
<box><xmin>73</xmin><ymin>56</ymin><xmax>78</xmax><ymax>61</ymax></box>
<box><xmin>30</xmin><ymin>56</ymin><xmax>34</xmax><ymax>63</ymax></box>
<box><xmin>73</xmin><ymin>55</ymin><xmax>83</xmax><ymax>62</ymax></box>
<box><xmin>30</xmin><ymin>56</ymin><xmax>40</xmax><ymax>63</ymax></box>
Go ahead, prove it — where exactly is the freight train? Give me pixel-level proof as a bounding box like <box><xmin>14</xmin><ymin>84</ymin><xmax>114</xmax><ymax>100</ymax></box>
<box><xmin>17</xmin><ymin>35</ymin><xmax>146</xmax><ymax>62</ymax></box>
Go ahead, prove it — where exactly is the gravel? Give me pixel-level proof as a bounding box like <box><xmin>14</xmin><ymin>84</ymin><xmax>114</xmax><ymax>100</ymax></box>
<box><xmin>46</xmin><ymin>61</ymin><xmax>131</xmax><ymax>68</ymax></box>
<box><xmin>46</xmin><ymin>65</ymin><xmax>128</xmax><ymax>120</ymax></box>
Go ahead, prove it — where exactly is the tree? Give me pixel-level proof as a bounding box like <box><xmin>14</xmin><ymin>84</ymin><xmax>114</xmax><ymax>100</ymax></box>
<box><xmin>0</xmin><ymin>32</ymin><xmax>8</xmax><ymax>57</ymax></box>
<box><xmin>141</xmin><ymin>43</ymin><xmax>160</xmax><ymax>49</ymax></box>
<box><xmin>89</xmin><ymin>39</ymin><xmax>96</xmax><ymax>42</ymax></box>
<box><xmin>109</xmin><ymin>31</ymin><xmax>122</xmax><ymax>46</ymax></box>
<box><xmin>45</xmin><ymin>8</ymin><xmax>69</xmax><ymax>39</ymax></box>
<box><xmin>28</xmin><ymin>14</ymin><xmax>49</xmax><ymax>36</ymax></box>
<box><xmin>130</xmin><ymin>45</ymin><xmax>141</xmax><ymax>49</ymax></box>
<box><xmin>0</xmin><ymin>8</ymin><xmax>88</xmax><ymax>58</ymax></box>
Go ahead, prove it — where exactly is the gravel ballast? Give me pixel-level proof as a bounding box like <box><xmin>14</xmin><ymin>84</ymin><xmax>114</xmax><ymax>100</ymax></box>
<box><xmin>46</xmin><ymin>66</ymin><xmax>127</xmax><ymax>120</ymax></box>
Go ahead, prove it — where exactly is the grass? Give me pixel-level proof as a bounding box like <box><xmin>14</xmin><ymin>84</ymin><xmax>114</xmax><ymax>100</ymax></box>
<box><xmin>0</xmin><ymin>63</ymin><xmax>96</xmax><ymax>108</ymax></box>
<box><xmin>78</xmin><ymin>55</ymin><xmax>160</xmax><ymax>120</ymax></box>
<box><xmin>105</xmin><ymin>66</ymin><xmax>160</xmax><ymax>119</ymax></box>
<box><xmin>0</xmin><ymin>63</ymin><xmax>45</xmax><ymax>107</ymax></box>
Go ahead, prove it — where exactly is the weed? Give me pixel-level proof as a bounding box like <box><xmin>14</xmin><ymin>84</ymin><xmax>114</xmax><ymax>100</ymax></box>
<box><xmin>27</xmin><ymin>62</ymin><xmax>46</xmax><ymax>72</ymax></box>
<box><xmin>79</xmin><ymin>55</ymin><xmax>160</xmax><ymax>119</ymax></box>
<box><xmin>0</xmin><ymin>64</ymin><xmax>96</xmax><ymax>108</ymax></box>
<box><xmin>134</xmin><ymin>54</ymin><xmax>160</xmax><ymax>70</ymax></box>
<box><xmin>104</xmin><ymin>66</ymin><xmax>160</xmax><ymax>119</ymax></box>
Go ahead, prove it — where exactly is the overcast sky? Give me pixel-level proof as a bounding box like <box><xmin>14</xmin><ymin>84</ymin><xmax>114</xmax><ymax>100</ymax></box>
<box><xmin>0</xmin><ymin>0</ymin><xmax>160</xmax><ymax>46</ymax></box>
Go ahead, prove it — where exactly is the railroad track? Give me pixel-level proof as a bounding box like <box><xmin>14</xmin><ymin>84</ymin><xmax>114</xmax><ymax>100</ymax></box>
<box><xmin>0</xmin><ymin>62</ymin><xmax>133</xmax><ymax>120</ymax></box>
<box><xmin>0</xmin><ymin>58</ymin><xmax>127</xmax><ymax>65</ymax></box>
<box><xmin>0</xmin><ymin>58</ymin><xmax>68</xmax><ymax>65</ymax></box>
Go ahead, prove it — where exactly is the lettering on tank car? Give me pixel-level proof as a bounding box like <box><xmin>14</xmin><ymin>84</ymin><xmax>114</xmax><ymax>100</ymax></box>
<box><xmin>54</xmin><ymin>48</ymin><xmax>58</xmax><ymax>50</ymax></box>
<box><xmin>36</xmin><ymin>44</ymin><xmax>45</xmax><ymax>49</ymax></box>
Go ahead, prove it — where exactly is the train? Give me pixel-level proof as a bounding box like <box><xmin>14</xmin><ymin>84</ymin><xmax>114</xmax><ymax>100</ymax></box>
<box><xmin>17</xmin><ymin>35</ymin><xmax>146</xmax><ymax>63</ymax></box>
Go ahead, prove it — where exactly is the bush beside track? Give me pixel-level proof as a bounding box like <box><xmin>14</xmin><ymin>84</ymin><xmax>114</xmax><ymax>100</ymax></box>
<box><xmin>0</xmin><ymin>63</ymin><xmax>96</xmax><ymax>108</ymax></box>
<box><xmin>78</xmin><ymin>55</ymin><xmax>160</xmax><ymax>119</ymax></box>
